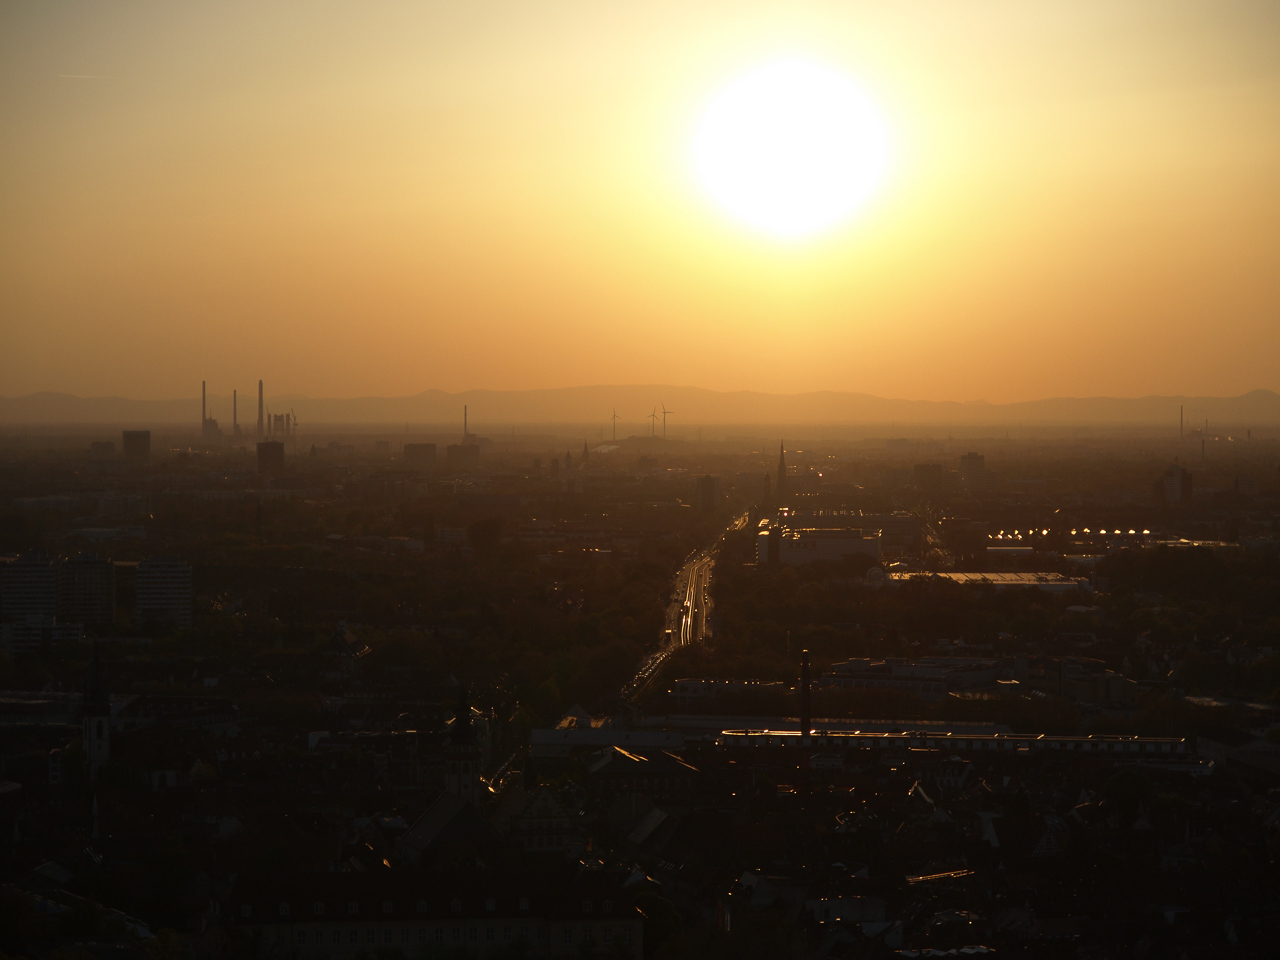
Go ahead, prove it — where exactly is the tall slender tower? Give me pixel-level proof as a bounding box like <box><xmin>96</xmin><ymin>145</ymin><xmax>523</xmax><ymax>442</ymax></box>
<box><xmin>257</xmin><ymin>380</ymin><xmax>264</xmax><ymax>439</ymax></box>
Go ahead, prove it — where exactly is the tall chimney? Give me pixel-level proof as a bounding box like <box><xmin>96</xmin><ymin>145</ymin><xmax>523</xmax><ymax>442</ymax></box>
<box><xmin>257</xmin><ymin>380</ymin><xmax>264</xmax><ymax>439</ymax></box>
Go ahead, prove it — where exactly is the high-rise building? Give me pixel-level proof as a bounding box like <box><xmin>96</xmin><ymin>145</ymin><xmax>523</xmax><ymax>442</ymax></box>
<box><xmin>257</xmin><ymin>440</ymin><xmax>285</xmax><ymax>475</ymax></box>
<box><xmin>122</xmin><ymin>430</ymin><xmax>151</xmax><ymax>463</ymax></box>
<box><xmin>136</xmin><ymin>557</ymin><xmax>193</xmax><ymax>630</ymax></box>
<box><xmin>1153</xmin><ymin>463</ymin><xmax>1193</xmax><ymax>504</ymax></box>
<box><xmin>1</xmin><ymin>554</ymin><xmax>58</xmax><ymax>622</ymax></box>
<box><xmin>959</xmin><ymin>452</ymin><xmax>986</xmax><ymax>480</ymax></box>
<box><xmin>59</xmin><ymin>555</ymin><xmax>115</xmax><ymax>628</ymax></box>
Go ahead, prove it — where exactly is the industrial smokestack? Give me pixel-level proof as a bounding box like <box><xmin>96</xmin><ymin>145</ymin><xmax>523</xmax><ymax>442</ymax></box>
<box><xmin>257</xmin><ymin>380</ymin><xmax>264</xmax><ymax>439</ymax></box>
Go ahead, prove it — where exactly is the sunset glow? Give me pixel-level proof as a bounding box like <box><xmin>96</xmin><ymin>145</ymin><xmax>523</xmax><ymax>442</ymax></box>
<box><xmin>690</xmin><ymin>58</ymin><xmax>891</xmax><ymax>241</ymax></box>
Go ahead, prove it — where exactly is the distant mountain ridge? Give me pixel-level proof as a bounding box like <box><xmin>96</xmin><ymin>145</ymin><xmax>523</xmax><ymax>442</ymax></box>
<box><xmin>2</xmin><ymin>387</ymin><xmax>1278</xmax><ymax>427</ymax></box>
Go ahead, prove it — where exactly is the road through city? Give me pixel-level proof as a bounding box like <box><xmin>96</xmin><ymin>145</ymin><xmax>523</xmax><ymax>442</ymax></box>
<box><xmin>622</xmin><ymin>512</ymin><xmax>748</xmax><ymax>700</ymax></box>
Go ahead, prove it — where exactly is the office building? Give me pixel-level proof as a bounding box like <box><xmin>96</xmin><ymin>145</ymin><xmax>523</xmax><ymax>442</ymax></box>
<box><xmin>959</xmin><ymin>452</ymin><xmax>986</xmax><ymax>480</ymax></box>
<box><xmin>122</xmin><ymin>430</ymin><xmax>151</xmax><ymax>462</ymax></box>
<box><xmin>258</xmin><ymin>440</ymin><xmax>285</xmax><ymax>475</ymax></box>
<box><xmin>58</xmin><ymin>555</ymin><xmax>115</xmax><ymax>628</ymax></box>
<box><xmin>136</xmin><ymin>557</ymin><xmax>193</xmax><ymax>630</ymax></box>
<box><xmin>1154</xmin><ymin>463</ymin><xmax>1193</xmax><ymax>504</ymax></box>
<box><xmin>1</xmin><ymin>555</ymin><xmax>58</xmax><ymax>621</ymax></box>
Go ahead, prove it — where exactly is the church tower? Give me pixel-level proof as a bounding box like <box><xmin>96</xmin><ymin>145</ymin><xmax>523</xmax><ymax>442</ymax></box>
<box><xmin>83</xmin><ymin>643</ymin><xmax>110</xmax><ymax>778</ymax></box>
<box><xmin>446</xmin><ymin>684</ymin><xmax>483</xmax><ymax>806</ymax></box>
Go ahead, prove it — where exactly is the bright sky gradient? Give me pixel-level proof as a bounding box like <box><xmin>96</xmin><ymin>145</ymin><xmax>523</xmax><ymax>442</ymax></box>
<box><xmin>1</xmin><ymin>1</ymin><xmax>1278</xmax><ymax>403</ymax></box>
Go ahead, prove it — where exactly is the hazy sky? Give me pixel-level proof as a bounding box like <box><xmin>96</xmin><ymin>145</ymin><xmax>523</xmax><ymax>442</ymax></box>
<box><xmin>2</xmin><ymin>1</ymin><xmax>1278</xmax><ymax>403</ymax></box>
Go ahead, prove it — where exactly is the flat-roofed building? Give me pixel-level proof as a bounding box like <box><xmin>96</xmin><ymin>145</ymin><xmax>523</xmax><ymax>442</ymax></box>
<box><xmin>817</xmin><ymin>657</ymin><xmax>1000</xmax><ymax>701</ymax></box>
<box><xmin>1</xmin><ymin>555</ymin><xmax>58</xmax><ymax>622</ymax></box>
<box><xmin>58</xmin><ymin>555</ymin><xmax>115</xmax><ymax>628</ymax></box>
<box><xmin>137</xmin><ymin>557</ymin><xmax>192</xmax><ymax>630</ymax></box>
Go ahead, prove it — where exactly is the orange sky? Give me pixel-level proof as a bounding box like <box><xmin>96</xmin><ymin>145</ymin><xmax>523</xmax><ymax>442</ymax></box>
<box><xmin>2</xmin><ymin>1</ymin><xmax>1278</xmax><ymax>403</ymax></box>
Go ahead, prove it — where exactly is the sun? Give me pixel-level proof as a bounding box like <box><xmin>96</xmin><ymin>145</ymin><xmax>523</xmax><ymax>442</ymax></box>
<box><xmin>690</xmin><ymin>57</ymin><xmax>892</xmax><ymax>242</ymax></box>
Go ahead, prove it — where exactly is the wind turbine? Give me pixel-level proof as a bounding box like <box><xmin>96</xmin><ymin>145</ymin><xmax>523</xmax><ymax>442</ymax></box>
<box><xmin>661</xmin><ymin>403</ymin><xmax>672</xmax><ymax>440</ymax></box>
<box><xmin>611</xmin><ymin>409</ymin><xmax>619</xmax><ymax>441</ymax></box>
<box><xmin>648</xmin><ymin>408</ymin><xmax>658</xmax><ymax>437</ymax></box>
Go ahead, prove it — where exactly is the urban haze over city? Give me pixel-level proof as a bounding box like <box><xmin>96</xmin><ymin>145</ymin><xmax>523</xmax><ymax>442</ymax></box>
<box><xmin>2</xmin><ymin>3</ymin><xmax>1280</xmax><ymax>959</ymax></box>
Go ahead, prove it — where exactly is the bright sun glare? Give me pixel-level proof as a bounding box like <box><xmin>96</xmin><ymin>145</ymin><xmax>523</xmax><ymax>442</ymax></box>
<box><xmin>691</xmin><ymin>57</ymin><xmax>891</xmax><ymax>242</ymax></box>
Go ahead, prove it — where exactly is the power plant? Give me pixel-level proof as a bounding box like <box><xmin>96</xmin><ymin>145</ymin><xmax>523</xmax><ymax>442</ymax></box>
<box><xmin>201</xmin><ymin>379</ymin><xmax>290</xmax><ymax>442</ymax></box>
